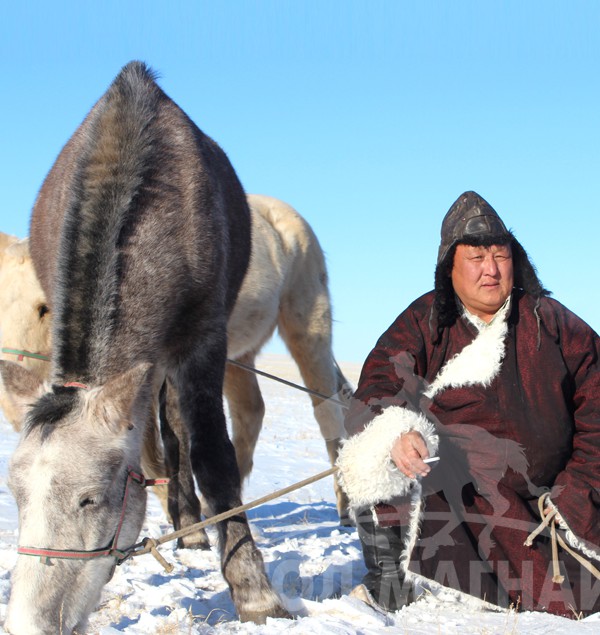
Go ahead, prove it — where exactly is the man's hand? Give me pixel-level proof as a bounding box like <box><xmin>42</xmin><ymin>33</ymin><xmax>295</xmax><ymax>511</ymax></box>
<box><xmin>390</xmin><ymin>431</ymin><xmax>431</xmax><ymax>479</ymax></box>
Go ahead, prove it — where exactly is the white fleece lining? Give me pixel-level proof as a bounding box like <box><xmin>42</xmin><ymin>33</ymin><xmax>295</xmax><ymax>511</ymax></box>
<box><xmin>399</xmin><ymin>487</ymin><xmax>424</xmax><ymax>575</ymax></box>
<box><xmin>336</xmin><ymin>406</ymin><xmax>439</xmax><ymax>509</ymax></box>
<box><xmin>424</xmin><ymin>304</ymin><xmax>509</xmax><ymax>399</ymax></box>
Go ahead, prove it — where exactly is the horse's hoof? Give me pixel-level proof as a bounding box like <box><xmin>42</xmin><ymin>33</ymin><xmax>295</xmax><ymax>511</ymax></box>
<box><xmin>176</xmin><ymin>529</ymin><xmax>210</xmax><ymax>550</ymax></box>
<box><xmin>238</xmin><ymin>604</ymin><xmax>292</xmax><ymax>623</ymax></box>
<box><xmin>339</xmin><ymin>511</ymin><xmax>354</xmax><ymax>527</ymax></box>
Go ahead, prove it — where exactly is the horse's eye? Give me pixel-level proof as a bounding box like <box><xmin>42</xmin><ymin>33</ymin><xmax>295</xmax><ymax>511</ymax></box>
<box><xmin>38</xmin><ymin>304</ymin><xmax>50</xmax><ymax>319</ymax></box>
<box><xmin>79</xmin><ymin>497</ymin><xmax>96</xmax><ymax>508</ymax></box>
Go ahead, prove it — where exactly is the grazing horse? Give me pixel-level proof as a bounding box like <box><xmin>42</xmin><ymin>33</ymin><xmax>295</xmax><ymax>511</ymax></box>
<box><xmin>0</xmin><ymin>195</ymin><xmax>352</xmax><ymax>530</ymax></box>
<box><xmin>0</xmin><ymin>62</ymin><xmax>287</xmax><ymax>634</ymax></box>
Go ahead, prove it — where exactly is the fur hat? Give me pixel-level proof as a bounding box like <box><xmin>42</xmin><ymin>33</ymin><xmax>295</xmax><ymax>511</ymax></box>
<box><xmin>437</xmin><ymin>191</ymin><xmax>509</xmax><ymax>265</ymax></box>
<box><xmin>432</xmin><ymin>191</ymin><xmax>549</xmax><ymax>335</ymax></box>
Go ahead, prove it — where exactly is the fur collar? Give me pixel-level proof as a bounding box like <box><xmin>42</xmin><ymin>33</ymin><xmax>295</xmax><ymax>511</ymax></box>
<box><xmin>424</xmin><ymin>299</ymin><xmax>510</xmax><ymax>399</ymax></box>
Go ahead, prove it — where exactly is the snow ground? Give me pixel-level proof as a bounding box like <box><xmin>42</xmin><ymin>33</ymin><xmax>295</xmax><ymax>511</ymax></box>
<box><xmin>0</xmin><ymin>354</ymin><xmax>598</xmax><ymax>634</ymax></box>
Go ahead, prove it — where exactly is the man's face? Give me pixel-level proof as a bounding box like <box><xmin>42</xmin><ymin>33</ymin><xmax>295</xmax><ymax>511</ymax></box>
<box><xmin>451</xmin><ymin>243</ymin><xmax>514</xmax><ymax>322</ymax></box>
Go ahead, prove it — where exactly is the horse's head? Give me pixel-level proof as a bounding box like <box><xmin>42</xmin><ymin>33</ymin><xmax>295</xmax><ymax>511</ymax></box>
<box><xmin>0</xmin><ymin>237</ymin><xmax>52</xmax><ymax>430</ymax></box>
<box><xmin>1</xmin><ymin>361</ymin><xmax>154</xmax><ymax>635</ymax></box>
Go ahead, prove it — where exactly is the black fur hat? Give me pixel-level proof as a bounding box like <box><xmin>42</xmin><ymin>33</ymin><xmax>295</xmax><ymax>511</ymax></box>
<box><xmin>433</xmin><ymin>191</ymin><xmax>550</xmax><ymax>331</ymax></box>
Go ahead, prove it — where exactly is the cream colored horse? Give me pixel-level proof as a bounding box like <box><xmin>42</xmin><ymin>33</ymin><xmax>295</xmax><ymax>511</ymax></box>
<box><xmin>0</xmin><ymin>237</ymin><xmax>51</xmax><ymax>422</ymax></box>
<box><xmin>0</xmin><ymin>194</ymin><xmax>351</xmax><ymax>523</ymax></box>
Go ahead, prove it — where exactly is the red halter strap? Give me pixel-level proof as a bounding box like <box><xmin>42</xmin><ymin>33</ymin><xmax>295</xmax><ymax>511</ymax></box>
<box><xmin>17</xmin><ymin>468</ymin><xmax>169</xmax><ymax>564</ymax></box>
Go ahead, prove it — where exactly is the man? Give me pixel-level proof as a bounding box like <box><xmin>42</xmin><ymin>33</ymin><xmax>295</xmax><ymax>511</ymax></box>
<box><xmin>337</xmin><ymin>191</ymin><xmax>600</xmax><ymax>617</ymax></box>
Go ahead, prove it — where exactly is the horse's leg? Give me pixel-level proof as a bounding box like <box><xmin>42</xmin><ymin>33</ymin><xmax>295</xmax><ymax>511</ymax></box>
<box><xmin>224</xmin><ymin>352</ymin><xmax>265</xmax><ymax>481</ymax></box>
<box><xmin>159</xmin><ymin>380</ymin><xmax>210</xmax><ymax>549</ymax></box>
<box><xmin>173</xmin><ymin>342</ymin><xmax>288</xmax><ymax>623</ymax></box>
<box><xmin>278</xmin><ymin>298</ymin><xmax>352</xmax><ymax>525</ymax></box>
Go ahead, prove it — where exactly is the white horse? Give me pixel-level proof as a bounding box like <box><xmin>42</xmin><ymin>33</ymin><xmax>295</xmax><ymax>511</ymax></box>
<box><xmin>227</xmin><ymin>194</ymin><xmax>351</xmax><ymax>522</ymax></box>
<box><xmin>0</xmin><ymin>237</ymin><xmax>52</xmax><ymax>423</ymax></box>
<box><xmin>0</xmin><ymin>194</ymin><xmax>351</xmax><ymax>524</ymax></box>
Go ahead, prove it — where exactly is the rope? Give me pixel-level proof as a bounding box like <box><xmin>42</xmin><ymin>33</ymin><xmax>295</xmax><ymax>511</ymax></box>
<box><xmin>121</xmin><ymin>466</ymin><xmax>339</xmax><ymax>569</ymax></box>
<box><xmin>1</xmin><ymin>347</ymin><xmax>349</xmax><ymax>409</ymax></box>
<box><xmin>227</xmin><ymin>359</ymin><xmax>349</xmax><ymax>408</ymax></box>
<box><xmin>524</xmin><ymin>493</ymin><xmax>600</xmax><ymax>584</ymax></box>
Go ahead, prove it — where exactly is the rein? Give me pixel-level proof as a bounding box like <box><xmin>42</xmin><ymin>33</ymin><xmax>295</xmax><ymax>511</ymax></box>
<box><xmin>17</xmin><ymin>468</ymin><xmax>169</xmax><ymax>565</ymax></box>
<box><xmin>64</xmin><ymin>381</ymin><xmax>89</xmax><ymax>389</ymax></box>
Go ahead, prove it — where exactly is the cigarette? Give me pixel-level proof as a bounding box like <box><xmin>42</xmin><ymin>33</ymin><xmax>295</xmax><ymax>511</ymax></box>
<box><xmin>423</xmin><ymin>457</ymin><xmax>440</xmax><ymax>464</ymax></box>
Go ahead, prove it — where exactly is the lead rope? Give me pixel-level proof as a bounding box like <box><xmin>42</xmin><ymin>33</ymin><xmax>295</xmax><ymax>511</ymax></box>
<box><xmin>226</xmin><ymin>359</ymin><xmax>349</xmax><ymax>408</ymax></box>
<box><xmin>120</xmin><ymin>466</ymin><xmax>339</xmax><ymax>571</ymax></box>
<box><xmin>524</xmin><ymin>493</ymin><xmax>600</xmax><ymax>583</ymax></box>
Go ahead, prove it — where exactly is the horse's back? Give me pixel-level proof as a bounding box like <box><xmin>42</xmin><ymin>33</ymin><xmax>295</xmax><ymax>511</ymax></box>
<box><xmin>29</xmin><ymin>61</ymin><xmax>250</xmax><ymax>379</ymax></box>
<box><xmin>227</xmin><ymin>194</ymin><xmax>334</xmax><ymax>362</ymax></box>
<box><xmin>246</xmin><ymin>194</ymin><xmax>325</xmax><ymax>264</ymax></box>
<box><xmin>227</xmin><ymin>194</ymin><xmax>320</xmax><ymax>358</ymax></box>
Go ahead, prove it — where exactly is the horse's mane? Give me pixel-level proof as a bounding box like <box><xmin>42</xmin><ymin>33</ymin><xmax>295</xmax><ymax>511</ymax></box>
<box><xmin>25</xmin><ymin>387</ymin><xmax>80</xmax><ymax>439</ymax></box>
<box><xmin>54</xmin><ymin>62</ymin><xmax>163</xmax><ymax>381</ymax></box>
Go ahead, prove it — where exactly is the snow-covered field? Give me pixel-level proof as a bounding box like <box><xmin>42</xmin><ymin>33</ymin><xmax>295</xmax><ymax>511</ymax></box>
<box><xmin>0</xmin><ymin>354</ymin><xmax>599</xmax><ymax>634</ymax></box>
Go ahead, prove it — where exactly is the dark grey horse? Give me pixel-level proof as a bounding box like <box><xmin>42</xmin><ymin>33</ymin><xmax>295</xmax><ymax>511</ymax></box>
<box><xmin>1</xmin><ymin>61</ymin><xmax>288</xmax><ymax>634</ymax></box>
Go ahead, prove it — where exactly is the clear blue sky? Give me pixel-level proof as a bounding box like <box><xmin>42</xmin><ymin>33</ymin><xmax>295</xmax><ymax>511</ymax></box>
<box><xmin>1</xmin><ymin>1</ymin><xmax>598</xmax><ymax>364</ymax></box>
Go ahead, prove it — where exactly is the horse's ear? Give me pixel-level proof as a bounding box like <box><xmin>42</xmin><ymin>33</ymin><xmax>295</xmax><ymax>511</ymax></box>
<box><xmin>0</xmin><ymin>232</ymin><xmax>20</xmax><ymax>268</ymax></box>
<box><xmin>92</xmin><ymin>362</ymin><xmax>155</xmax><ymax>432</ymax></box>
<box><xmin>0</xmin><ymin>361</ymin><xmax>45</xmax><ymax>431</ymax></box>
<box><xmin>5</xmin><ymin>238</ymin><xmax>31</xmax><ymax>263</ymax></box>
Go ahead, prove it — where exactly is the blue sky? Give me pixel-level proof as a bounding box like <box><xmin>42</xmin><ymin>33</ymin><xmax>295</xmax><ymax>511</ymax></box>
<box><xmin>1</xmin><ymin>1</ymin><xmax>598</xmax><ymax>364</ymax></box>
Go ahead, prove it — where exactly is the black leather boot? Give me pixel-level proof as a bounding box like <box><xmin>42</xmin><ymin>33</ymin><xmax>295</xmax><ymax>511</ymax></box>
<box><xmin>354</xmin><ymin>507</ymin><xmax>412</xmax><ymax>612</ymax></box>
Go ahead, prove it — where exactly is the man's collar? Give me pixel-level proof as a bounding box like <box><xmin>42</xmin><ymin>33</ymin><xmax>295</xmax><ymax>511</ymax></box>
<box><xmin>458</xmin><ymin>293</ymin><xmax>512</xmax><ymax>331</ymax></box>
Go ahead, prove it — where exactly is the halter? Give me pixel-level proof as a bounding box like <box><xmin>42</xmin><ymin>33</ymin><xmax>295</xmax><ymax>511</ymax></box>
<box><xmin>17</xmin><ymin>468</ymin><xmax>169</xmax><ymax>564</ymax></box>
